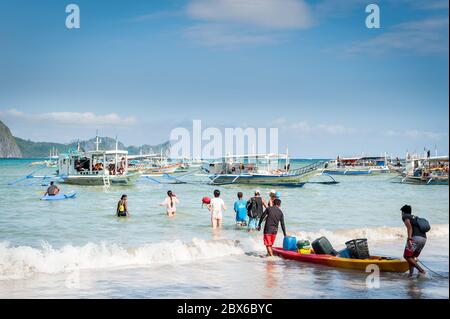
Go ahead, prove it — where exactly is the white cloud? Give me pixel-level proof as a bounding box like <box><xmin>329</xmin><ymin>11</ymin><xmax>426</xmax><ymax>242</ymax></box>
<box><xmin>186</xmin><ymin>0</ymin><xmax>313</xmax><ymax>29</ymax></box>
<box><xmin>382</xmin><ymin>129</ymin><xmax>446</xmax><ymax>140</ymax></box>
<box><xmin>404</xmin><ymin>129</ymin><xmax>444</xmax><ymax>140</ymax></box>
<box><xmin>346</xmin><ymin>17</ymin><xmax>449</xmax><ymax>55</ymax></box>
<box><xmin>398</xmin><ymin>0</ymin><xmax>449</xmax><ymax>11</ymax></box>
<box><xmin>282</xmin><ymin>120</ymin><xmax>356</xmax><ymax>136</ymax></box>
<box><xmin>289</xmin><ymin>121</ymin><xmax>312</xmax><ymax>133</ymax></box>
<box><xmin>131</xmin><ymin>10</ymin><xmax>182</xmax><ymax>22</ymax></box>
<box><xmin>0</xmin><ymin>109</ymin><xmax>136</xmax><ymax>127</ymax></box>
<box><xmin>184</xmin><ymin>24</ymin><xmax>280</xmax><ymax>47</ymax></box>
<box><xmin>184</xmin><ymin>0</ymin><xmax>313</xmax><ymax>47</ymax></box>
<box><xmin>317</xmin><ymin>124</ymin><xmax>356</xmax><ymax>135</ymax></box>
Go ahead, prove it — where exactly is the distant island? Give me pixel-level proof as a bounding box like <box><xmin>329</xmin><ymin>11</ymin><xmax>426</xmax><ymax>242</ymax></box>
<box><xmin>0</xmin><ymin>120</ymin><xmax>170</xmax><ymax>158</ymax></box>
<box><xmin>0</xmin><ymin>120</ymin><xmax>22</xmax><ymax>158</ymax></box>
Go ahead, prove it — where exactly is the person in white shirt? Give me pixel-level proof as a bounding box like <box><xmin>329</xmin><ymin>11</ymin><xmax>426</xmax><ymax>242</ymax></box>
<box><xmin>160</xmin><ymin>190</ymin><xmax>179</xmax><ymax>217</ymax></box>
<box><xmin>208</xmin><ymin>189</ymin><xmax>227</xmax><ymax>229</ymax></box>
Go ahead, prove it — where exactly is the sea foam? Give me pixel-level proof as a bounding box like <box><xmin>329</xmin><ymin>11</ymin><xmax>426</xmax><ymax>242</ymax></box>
<box><xmin>0</xmin><ymin>224</ymin><xmax>447</xmax><ymax>280</ymax></box>
<box><xmin>292</xmin><ymin>224</ymin><xmax>449</xmax><ymax>245</ymax></box>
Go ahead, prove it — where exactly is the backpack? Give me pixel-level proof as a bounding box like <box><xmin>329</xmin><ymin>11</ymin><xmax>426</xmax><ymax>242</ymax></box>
<box><xmin>246</xmin><ymin>198</ymin><xmax>258</xmax><ymax>218</ymax></box>
<box><xmin>413</xmin><ymin>215</ymin><xmax>431</xmax><ymax>233</ymax></box>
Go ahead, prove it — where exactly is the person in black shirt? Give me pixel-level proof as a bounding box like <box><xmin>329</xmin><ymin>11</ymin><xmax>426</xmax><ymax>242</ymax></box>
<box><xmin>401</xmin><ymin>205</ymin><xmax>426</xmax><ymax>276</ymax></box>
<box><xmin>246</xmin><ymin>190</ymin><xmax>267</xmax><ymax>233</ymax></box>
<box><xmin>258</xmin><ymin>198</ymin><xmax>287</xmax><ymax>257</ymax></box>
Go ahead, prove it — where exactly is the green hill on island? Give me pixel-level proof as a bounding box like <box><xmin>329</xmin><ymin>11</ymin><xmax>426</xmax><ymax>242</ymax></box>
<box><xmin>0</xmin><ymin>120</ymin><xmax>22</xmax><ymax>158</ymax></box>
<box><xmin>14</xmin><ymin>136</ymin><xmax>171</xmax><ymax>158</ymax></box>
<box><xmin>1</xmin><ymin>120</ymin><xmax>170</xmax><ymax>158</ymax></box>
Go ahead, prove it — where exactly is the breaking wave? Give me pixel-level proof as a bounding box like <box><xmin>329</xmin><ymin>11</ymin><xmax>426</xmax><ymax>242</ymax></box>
<box><xmin>293</xmin><ymin>224</ymin><xmax>449</xmax><ymax>245</ymax></box>
<box><xmin>0</xmin><ymin>224</ymin><xmax>447</xmax><ymax>280</ymax></box>
<box><xmin>0</xmin><ymin>238</ymin><xmax>251</xmax><ymax>280</ymax></box>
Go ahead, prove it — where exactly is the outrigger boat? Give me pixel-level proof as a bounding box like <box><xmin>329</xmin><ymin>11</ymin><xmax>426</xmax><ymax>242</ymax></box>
<box><xmin>128</xmin><ymin>152</ymin><xmax>182</xmax><ymax>175</ymax></box>
<box><xmin>322</xmin><ymin>156</ymin><xmax>389</xmax><ymax>175</ymax></box>
<box><xmin>56</xmin><ymin>137</ymin><xmax>140</xmax><ymax>186</ymax></box>
<box><xmin>30</xmin><ymin>148</ymin><xmax>59</xmax><ymax>168</ymax></box>
<box><xmin>201</xmin><ymin>152</ymin><xmax>326</xmax><ymax>186</ymax></box>
<box><xmin>386</xmin><ymin>155</ymin><xmax>405</xmax><ymax>175</ymax></box>
<box><xmin>399</xmin><ymin>155</ymin><xmax>449</xmax><ymax>185</ymax></box>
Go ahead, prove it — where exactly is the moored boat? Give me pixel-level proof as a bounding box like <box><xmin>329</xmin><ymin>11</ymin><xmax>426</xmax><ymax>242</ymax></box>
<box><xmin>128</xmin><ymin>153</ymin><xmax>182</xmax><ymax>175</ymax></box>
<box><xmin>399</xmin><ymin>155</ymin><xmax>449</xmax><ymax>185</ymax></box>
<box><xmin>56</xmin><ymin>137</ymin><xmax>140</xmax><ymax>186</ymax></box>
<box><xmin>30</xmin><ymin>148</ymin><xmax>59</xmax><ymax>168</ymax></box>
<box><xmin>323</xmin><ymin>156</ymin><xmax>389</xmax><ymax>175</ymax></box>
<box><xmin>201</xmin><ymin>152</ymin><xmax>325</xmax><ymax>185</ymax></box>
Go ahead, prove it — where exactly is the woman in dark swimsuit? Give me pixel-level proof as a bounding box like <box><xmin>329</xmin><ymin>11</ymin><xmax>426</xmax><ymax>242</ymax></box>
<box><xmin>117</xmin><ymin>194</ymin><xmax>129</xmax><ymax>217</ymax></box>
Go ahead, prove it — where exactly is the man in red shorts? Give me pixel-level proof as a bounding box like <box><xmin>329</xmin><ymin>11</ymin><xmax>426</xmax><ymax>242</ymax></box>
<box><xmin>257</xmin><ymin>198</ymin><xmax>287</xmax><ymax>256</ymax></box>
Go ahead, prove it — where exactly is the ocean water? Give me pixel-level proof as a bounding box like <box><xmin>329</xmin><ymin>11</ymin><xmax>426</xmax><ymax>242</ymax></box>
<box><xmin>0</xmin><ymin>159</ymin><xmax>448</xmax><ymax>299</ymax></box>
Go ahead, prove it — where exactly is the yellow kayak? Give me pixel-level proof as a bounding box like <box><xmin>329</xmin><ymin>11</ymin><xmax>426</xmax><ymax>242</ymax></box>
<box><xmin>273</xmin><ymin>247</ymin><xmax>409</xmax><ymax>273</ymax></box>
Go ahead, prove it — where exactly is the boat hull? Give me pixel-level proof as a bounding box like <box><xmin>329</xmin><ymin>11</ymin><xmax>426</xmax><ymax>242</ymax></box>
<box><xmin>273</xmin><ymin>247</ymin><xmax>409</xmax><ymax>273</ymax></box>
<box><xmin>208</xmin><ymin>171</ymin><xmax>316</xmax><ymax>185</ymax></box>
<box><xmin>400</xmin><ymin>175</ymin><xmax>449</xmax><ymax>185</ymax></box>
<box><xmin>323</xmin><ymin>168</ymin><xmax>389</xmax><ymax>175</ymax></box>
<box><xmin>61</xmin><ymin>172</ymin><xmax>140</xmax><ymax>186</ymax></box>
<box><xmin>129</xmin><ymin>163</ymin><xmax>181</xmax><ymax>175</ymax></box>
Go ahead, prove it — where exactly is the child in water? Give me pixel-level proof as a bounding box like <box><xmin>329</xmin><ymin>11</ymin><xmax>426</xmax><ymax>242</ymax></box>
<box><xmin>160</xmin><ymin>190</ymin><xmax>179</xmax><ymax>217</ymax></box>
<box><xmin>234</xmin><ymin>192</ymin><xmax>248</xmax><ymax>227</ymax></box>
<box><xmin>208</xmin><ymin>189</ymin><xmax>227</xmax><ymax>229</ymax></box>
<box><xmin>116</xmin><ymin>194</ymin><xmax>130</xmax><ymax>217</ymax></box>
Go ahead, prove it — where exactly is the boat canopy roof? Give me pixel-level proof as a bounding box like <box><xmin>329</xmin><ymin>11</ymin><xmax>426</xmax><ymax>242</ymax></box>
<box><xmin>360</xmin><ymin>156</ymin><xmax>386</xmax><ymax>160</ymax></box>
<box><xmin>222</xmin><ymin>153</ymin><xmax>289</xmax><ymax>159</ymax></box>
<box><xmin>413</xmin><ymin>155</ymin><xmax>449</xmax><ymax>162</ymax></box>
<box><xmin>128</xmin><ymin>153</ymin><xmax>161</xmax><ymax>160</ymax></box>
<box><xmin>59</xmin><ymin>150</ymin><xmax>128</xmax><ymax>158</ymax></box>
<box><xmin>338</xmin><ymin>156</ymin><xmax>385</xmax><ymax>162</ymax></box>
<box><xmin>86</xmin><ymin>150</ymin><xmax>128</xmax><ymax>156</ymax></box>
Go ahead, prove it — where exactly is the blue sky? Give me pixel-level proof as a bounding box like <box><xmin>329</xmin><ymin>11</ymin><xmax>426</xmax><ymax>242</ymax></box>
<box><xmin>0</xmin><ymin>0</ymin><xmax>448</xmax><ymax>157</ymax></box>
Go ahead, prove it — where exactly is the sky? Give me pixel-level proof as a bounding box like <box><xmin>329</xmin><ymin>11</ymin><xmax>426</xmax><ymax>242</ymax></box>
<box><xmin>0</xmin><ymin>0</ymin><xmax>448</xmax><ymax>158</ymax></box>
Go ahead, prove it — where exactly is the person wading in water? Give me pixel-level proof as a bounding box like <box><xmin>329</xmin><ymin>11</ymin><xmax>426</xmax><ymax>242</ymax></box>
<box><xmin>116</xmin><ymin>194</ymin><xmax>130</xmax><ymax>217</ymax></box>
<box><xmin>161</xmin><ymin>190</ymin><xmax>179</xmax><ymax>217</ymax></box>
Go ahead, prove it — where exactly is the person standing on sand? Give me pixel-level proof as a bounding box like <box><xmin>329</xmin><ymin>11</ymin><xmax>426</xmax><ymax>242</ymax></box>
<box><xmin>208</xmin><ymin>189</ymin><xmax>226</xmax><ymax>229</ymax></box>
<box><xmin>401</xmin><ymin>205</ymin><xmax>427</xmax><ymax>276</ymax></box>
<box><xmin>160</xmin><ymin>190</ymin><xmax>179</xmax><ymax>217</ymax></box>
<box><xmin>258</xmin><ymin>198</ymin><xmax>287</xmax><ymax>257</ymax></box>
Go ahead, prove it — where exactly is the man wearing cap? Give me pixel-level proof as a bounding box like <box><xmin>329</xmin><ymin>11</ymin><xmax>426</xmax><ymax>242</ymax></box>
<box><xmin>246</xmin><ymin>190</ymin><xmax>267</xmax><ymax>233</ymax></box>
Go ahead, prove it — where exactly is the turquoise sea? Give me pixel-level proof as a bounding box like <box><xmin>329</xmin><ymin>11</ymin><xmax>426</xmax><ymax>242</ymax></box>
<box><xmin>0</xmin><ymin>159</ymin><xmax>448</xmax><ymax>298</ymax></box>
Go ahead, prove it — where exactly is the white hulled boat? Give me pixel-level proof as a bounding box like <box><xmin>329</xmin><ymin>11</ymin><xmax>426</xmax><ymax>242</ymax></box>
<box><xmin>128</xmin><ymin>152</ymin><xmax>181</xmax><ymax>175</ymax></box>
<box><xmin>322</xmin><ymin>156</ymin><xmax>389</xmax><ymax>175</ymax></box>
<box><xmin>56</xmin><ymin>137</ymin><xmax>140</xmax><ymax>186</ymax></box>
<box><xmin>201</xmin><ymin>152</ymin><xmax>324</xmax><ymax>186</ymax></box>
<box><xmin>399</xmin><ymin>155</ymin><xmax>449</xmax><ymax>185</ymax></box>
